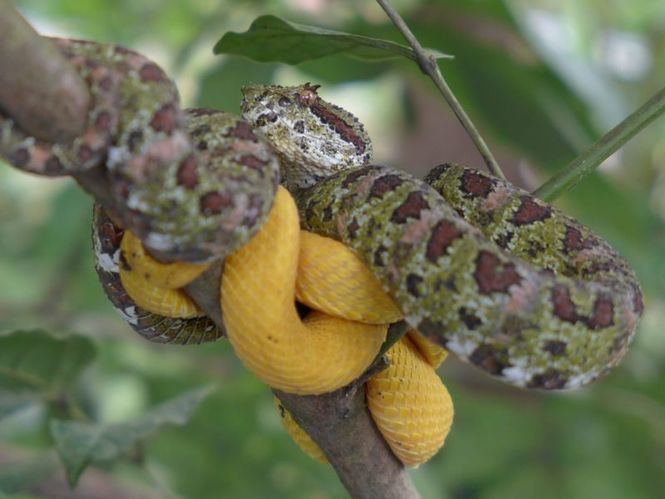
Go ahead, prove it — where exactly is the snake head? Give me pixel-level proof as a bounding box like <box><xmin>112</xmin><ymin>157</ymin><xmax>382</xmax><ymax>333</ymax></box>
<box><xmin>240</xmin><ymin>83</ymin><xmax>373</xmax><ymax>189</ymax></box>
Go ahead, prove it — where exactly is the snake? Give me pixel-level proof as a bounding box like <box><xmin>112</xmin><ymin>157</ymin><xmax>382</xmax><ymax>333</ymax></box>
<box><xmin>0</xmin><ymin>40</ymin><xmax>643</xmax><ymax>465</ymax></box>
<box><xmin>241</xmin><ymin>83</ymin><xmax>643</xmax><ymax>391</ymax></box>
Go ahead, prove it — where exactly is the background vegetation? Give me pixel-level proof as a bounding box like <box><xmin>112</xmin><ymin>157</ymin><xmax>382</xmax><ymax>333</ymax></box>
<box><xmin>1</xmin><ymin>0</ymin><xmax>664</xmax><ymax>498</ymax></box>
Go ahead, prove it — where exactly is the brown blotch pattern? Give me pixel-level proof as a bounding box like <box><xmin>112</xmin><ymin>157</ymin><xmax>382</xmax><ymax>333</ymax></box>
<box><xmin>341</xmin><ymin>168</ymin><xmax>371</xmax><ymax>188</ymax></box>
<box><xmin>563</xmin><ymin>226</ymin><xmax>593</xmax><ymax>252</ymax></box>
<box><xmin>228</xmin><ymin>121</ymin><xmax>258</xmax><ymax>141</ymax></box>
<box><xmin>469</xmin><ymin>345</ymin><xmax>509</xmax><ymax>374</ymax></box>
<box><xmin>588</xmin><ymin>295</ymin><xmax>615</xmax><ymax>330</ymax></box>
<box><xmin>551</xmin><ymin>285</ymin><xmax>614</xmax><ymax>329</ymax></box>
<box><xmin>460</xmin><ymin>170</ymin><xmax>495</xmax><ymax>198</ymax></box>
<box><xmin>527</xmin><ymin>369</ymin><xmax>567</xmax><ymax>389</ymax></box>
<box><xmin>368</xmin><ymin>174</ymin><xmax>403</xmax><ymax>200</ymax></box>
<box><xmin>150</xmin><ymin>104</ymin><xmax>178</xmax><ymax>133</ymax></box>
<box><xmin>200</xmin><ymin>191</ymin><xmax>233</xmax><ymax>215</ymax></box>
<box><xmin>551</xmin><ymin>285</ymin><xmax>578</xmax><ymax>323</ymax></box>
<box><xmin>176</xmin><ymin>156</ymin><xmax>199</xmax><ymax>189</ymax></box>
<box><xmin>512</xmin><ymin>196</ymin><xmax>552</xmax><ymax>226</ymax></box>
<box><xmin>139</xmin><ymin>63</ymin><xmax>166</xmax><ymax>82</ymax></box>
<box><xmin>390</xmin><ymin>191</ymin><xmax>429</xmax><ymax>224</ymax></box>
<box><xmin>308</xmin><ymin>102</ymin><xmax>367</xmax><ymax>155</ymax></box>
<box><xmin>238</xmin><ymin>154</ymin><xmax>267</xmax><ymax>172</ymax></box>
<box><xmin>425</xmin><ymin>220</ymin><xmax>464</xmax><ymax>263</ymax></box>
<box><xmin>473</xmin><ymin>251</ymin><xmax>521</xmax><ymax>294</ymax></box>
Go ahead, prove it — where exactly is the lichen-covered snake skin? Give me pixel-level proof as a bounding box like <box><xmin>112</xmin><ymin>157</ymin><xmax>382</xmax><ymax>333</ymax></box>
<box><xmin>0</xmin><ymin>41</ymin><xmax>643</xmax><ymax>391</ymax></box>
<box><xmin>242</xmin><ymin>84</ymin><xmax>642</xmax><ymax>390</ymax></box>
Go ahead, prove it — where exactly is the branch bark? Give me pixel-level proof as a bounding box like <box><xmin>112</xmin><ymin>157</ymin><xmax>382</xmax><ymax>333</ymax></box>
<box><xmin>0</xmin><ymin>6</ymin><xmax>419</xmax><ymax>499</ymax></box>
<box><xmin>190</xmin><ymin>280</ymin><xmax>420</xmax><ymax>499</ymax></box>
<box><xmin>0</xmin><ymin>0</ymin><xmax>89</xmax><ymax>141</ymax></box>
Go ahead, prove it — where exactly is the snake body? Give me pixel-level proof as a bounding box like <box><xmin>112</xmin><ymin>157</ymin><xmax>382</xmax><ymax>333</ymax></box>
<box><xmin>292</xmin><ymin>164</ymin><xmax>642</xmax><ymax>389</ymax></box>
<box><xmin>241</xmin><ymin>84</ymin><xmax>642</xmax><ymax>390</ymax></box>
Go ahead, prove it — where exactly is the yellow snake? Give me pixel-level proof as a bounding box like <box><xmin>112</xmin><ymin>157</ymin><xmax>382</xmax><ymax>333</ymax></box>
<box><xmin>119</xmin><ymin>185</ymin><xmax>454</xmax><ymax>466</ymax></box>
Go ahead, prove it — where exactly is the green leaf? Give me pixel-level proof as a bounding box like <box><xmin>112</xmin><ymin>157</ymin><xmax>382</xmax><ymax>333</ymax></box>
<box><xmin>0</xmin><ymin>330</ymin><xmax>96</xmax><ymax>395</ymax></box>
<box><xmin>196</xmin><ymin>58</ymin><xmax>278</xmax><ymax>114</ymax></box>
<box><xmin>213</xmin><ymin>15</ymin><xmax>452</xmax><ymax>65</ymax></box>
<box><xmin>50</xmin><ymin>386</ymin><xmax>214</xmax><ymax>487</ymax></box>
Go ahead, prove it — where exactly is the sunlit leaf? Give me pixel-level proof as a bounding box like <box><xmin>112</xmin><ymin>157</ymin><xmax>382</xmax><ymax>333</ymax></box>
<box><xmin>214</xmin><ymin>15</ymin><xmax>452</xmax><ymax>64</ymax></box>
<box><xmin>51</xmin><ymin>386</ymin><xmax>214</xmax><ymax>487</ymax></box>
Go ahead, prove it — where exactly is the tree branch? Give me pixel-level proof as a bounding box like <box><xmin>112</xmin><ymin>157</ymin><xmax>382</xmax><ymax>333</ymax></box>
<box><xmin>0</xmin><ymin>10</ymin><xmax>419</xmax><ymax>499</ymax></box>
<box><xmin>191</xmin><ymin>283</ymin><xmax>419</xmax><ymax>499</ymax></box>
<box><xmin>375</xmin><ymin>0</ymin><xmax>506</xmax><ymax>180</ymax></box>
<box><xmin>0</xmin><ymin>0</ymin><xmax>89</xmax><ymax>141</ymax></box>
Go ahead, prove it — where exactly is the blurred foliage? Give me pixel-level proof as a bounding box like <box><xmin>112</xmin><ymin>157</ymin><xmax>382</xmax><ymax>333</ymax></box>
<box><xmin>1</xmin><ymin>0</ymin><xmax>665</xmax><ymax>498</ymax></box>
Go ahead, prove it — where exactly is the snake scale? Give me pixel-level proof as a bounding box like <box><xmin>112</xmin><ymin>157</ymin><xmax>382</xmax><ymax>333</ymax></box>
<box><xmin>0</xmin><ymin>40</ymin><xmax>642</xmax><ymax>392</ymax></box>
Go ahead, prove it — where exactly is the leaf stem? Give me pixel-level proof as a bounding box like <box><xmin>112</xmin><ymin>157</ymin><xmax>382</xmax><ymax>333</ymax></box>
<box><xmin>375</xmin><ymin>0</ymin><xmax>506</xmax><ymax>180</ymax></box>
<box><xmin>534</xmin><ymin>86</ymin><xmax>665</xmax><ymax>202</ymax></box>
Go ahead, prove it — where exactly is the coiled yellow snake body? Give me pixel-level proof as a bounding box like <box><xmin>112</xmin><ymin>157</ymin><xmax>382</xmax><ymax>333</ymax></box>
<box><xmin>115</xmin><ymin>185</ymin><xmax>454</xmax><ymax>465</ymax></box>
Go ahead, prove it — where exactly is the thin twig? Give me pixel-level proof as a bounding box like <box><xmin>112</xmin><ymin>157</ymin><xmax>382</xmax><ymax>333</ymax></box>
<box><xmin>533</xmin><ymin>86</ymin><xmax>665</xmax><ymax>201</ymax></box>
<box><xmin>375</xmin><ymin>0</ymin><xmax>506</xmax><ymax>179</ymax></box>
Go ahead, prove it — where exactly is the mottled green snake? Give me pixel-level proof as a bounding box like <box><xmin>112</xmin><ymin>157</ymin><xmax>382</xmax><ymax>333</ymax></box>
<box><xmin>0</xmin><ymin>40</ymin><xmax>643</xmax><ymax>390</ymax></box>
